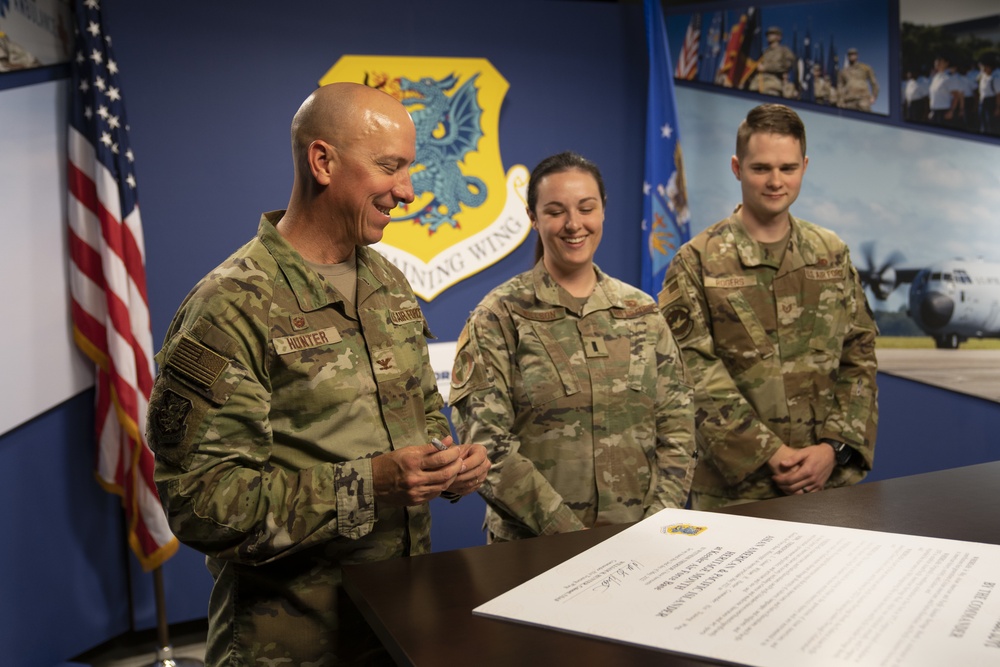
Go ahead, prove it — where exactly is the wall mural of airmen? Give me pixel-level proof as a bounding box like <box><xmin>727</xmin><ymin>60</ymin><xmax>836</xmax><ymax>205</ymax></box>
<box><xmin>665</xmin><ymin>1</ymin><xmax>891</xmax><ymax>117</ymax></box>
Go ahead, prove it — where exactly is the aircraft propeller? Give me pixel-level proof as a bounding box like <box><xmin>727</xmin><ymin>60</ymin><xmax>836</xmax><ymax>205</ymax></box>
<box><xmin>856</xmin><ymin>241</ymin><xmax>904</xmax><ymax>301</ymax></box>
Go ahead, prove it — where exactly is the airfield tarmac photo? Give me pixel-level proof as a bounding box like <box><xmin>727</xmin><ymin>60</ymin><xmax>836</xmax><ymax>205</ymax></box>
<box><xmin>876</xmin><ymin>347</ymin><xmax>1000</xmax><ymax>403</ymax></box>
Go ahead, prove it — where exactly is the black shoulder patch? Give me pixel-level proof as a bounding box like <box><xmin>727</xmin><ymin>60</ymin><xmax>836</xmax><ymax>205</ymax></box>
<box><xmin>148</xmin><ymin>388</ymin><xmax>193</xmax><ymax>447</ymax></box>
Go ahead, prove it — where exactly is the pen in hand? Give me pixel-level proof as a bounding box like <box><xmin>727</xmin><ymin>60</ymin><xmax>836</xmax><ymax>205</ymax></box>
<box><xmin>432</xmin><ymin>437</ymin><xmax>465</xmax><ymax>476</ymax></box>
<box><xmin>432</xmin><ymin>437</ymin><xmax>465</xmax><ymax>501</ymax></box>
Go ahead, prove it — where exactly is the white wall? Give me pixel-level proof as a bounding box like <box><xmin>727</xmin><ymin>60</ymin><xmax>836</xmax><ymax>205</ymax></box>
<box><xmin>1</xmin><ymin>80</ymin><xmax>93</xmax><ymax>436</ymax></box>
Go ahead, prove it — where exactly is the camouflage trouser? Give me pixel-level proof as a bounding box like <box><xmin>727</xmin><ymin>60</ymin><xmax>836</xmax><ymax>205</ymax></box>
<box><xmin>840</xmin><ymin>97</ymin><xmax>871</xmax><ymax>112</ymax></box>
<box><xmin>753</xmin><ymin>73</ymin><xmax>784</xmax><ymax>96</ymax></box>
<box><xmin>689</xmin><ymin>492</ymin><xmax>763</xmax><ymax>511</ymax></box>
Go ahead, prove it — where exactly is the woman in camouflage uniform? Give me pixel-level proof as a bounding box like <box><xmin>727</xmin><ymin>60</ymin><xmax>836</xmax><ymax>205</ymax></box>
<box><xmin>449</xmin><ymin>152</ymin><xmax>696</xmax><ymax>542</ymax></box>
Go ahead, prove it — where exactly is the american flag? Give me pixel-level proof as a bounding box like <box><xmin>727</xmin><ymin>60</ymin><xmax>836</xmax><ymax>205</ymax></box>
<box><xmin>674</xmin><ymin>14</ymin><xmax>700</xmax><ymax>81</ymax></box>
<box><xmin>66</xmin><ymin>0</ymin><xmax>177</xmax><ymax>571</ymax></box>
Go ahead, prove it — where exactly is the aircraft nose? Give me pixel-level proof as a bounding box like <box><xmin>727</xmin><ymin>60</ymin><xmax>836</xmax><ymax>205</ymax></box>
<box><xmin>919</xmin><ymin>291</ymin><xmax>954</xmax><ymax>329</ymax></box>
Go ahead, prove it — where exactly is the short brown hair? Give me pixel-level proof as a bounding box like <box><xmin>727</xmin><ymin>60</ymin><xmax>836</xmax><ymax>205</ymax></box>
<box><xmin>735</xmin><ymin>104</ymin><xmax>806</xmax><ymax>159</ymax></box>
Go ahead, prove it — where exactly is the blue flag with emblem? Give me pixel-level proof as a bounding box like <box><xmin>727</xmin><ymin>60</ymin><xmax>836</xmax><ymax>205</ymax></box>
<box><xmin>641</xmin><ymin>0</ymin><xmax>691</xmax><ymax>298</ymax></box>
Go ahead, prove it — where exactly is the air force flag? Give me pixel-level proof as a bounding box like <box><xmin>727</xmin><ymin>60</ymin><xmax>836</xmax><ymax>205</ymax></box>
<box><xmin>641</xmin><ymin>0</ymin><xmax>691</xmax><ymax>298</ymax></box>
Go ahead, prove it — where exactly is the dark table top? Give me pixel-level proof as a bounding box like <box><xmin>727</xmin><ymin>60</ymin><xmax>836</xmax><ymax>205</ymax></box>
<box><xmin>343</xmin><ymin>461</ymin><xmax>1000</xmax><ymax>666</ymax></box>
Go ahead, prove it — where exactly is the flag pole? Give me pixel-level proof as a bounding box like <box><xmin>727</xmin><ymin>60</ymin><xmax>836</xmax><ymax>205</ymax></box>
<box><xmin>146</xmin><ymin>567</ymin><xmax>204</xmax><ymax>667</ymax></box>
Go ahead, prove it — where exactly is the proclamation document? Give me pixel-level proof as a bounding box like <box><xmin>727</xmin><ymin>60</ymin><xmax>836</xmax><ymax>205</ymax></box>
<box><xmin>474</xmin><ymin>509</ymin><xmax>1000</xmax><ymax>666</ymax></box>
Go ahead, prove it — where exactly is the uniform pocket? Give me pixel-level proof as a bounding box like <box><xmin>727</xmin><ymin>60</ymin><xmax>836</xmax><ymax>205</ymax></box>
<box><xmin>516</xmin><ymin>321</ymin><xmax>580</xmax><ymax>408</ymax></box>
<box><xmin>807</xmin><ymin>283</ymin><xmax>849</xmax><ymax>372</ymax></box>
<box><xmin>714</xmin><ymin>291</ymin><xmax>775</xmax><ymax>377</ymax></box>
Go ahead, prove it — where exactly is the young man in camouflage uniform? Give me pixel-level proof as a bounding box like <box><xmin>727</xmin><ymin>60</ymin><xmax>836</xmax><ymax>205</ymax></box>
<box><xmin>146</xmin><ymin>83</ymin><xmax>490</xmax><ymax>666</ymax></box>
<box><xmin>659</xmin><ymin>104</ymin><xmax>878</xmax><ymax>510</ymax></box>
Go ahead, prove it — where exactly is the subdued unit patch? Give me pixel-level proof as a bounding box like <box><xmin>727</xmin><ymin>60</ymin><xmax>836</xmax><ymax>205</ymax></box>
<box><xmin>664</xmin><ymin>304</ymin><xmax>694</xmax><ymax>340</ymax></box>
<box><xmin>149</xmin><ymin>388</ymin><xmax>192</xmax><ymax>445</ymax></box>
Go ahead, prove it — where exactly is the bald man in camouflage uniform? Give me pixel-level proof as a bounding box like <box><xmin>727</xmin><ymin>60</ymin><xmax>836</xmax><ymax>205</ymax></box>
<box><xmin>838</xmin><ymin>48</ymin><xmax>879</xmax><ymax>112</ymax></box>
<box><xmin>146</xmin><ymin>83</ymin><xmax>489</xmax><ymax>666</ymax></box>
<box><xmin>659</xmin><ymin>104</ymin><xmax>877</xmax><ymax>510</ymax></box>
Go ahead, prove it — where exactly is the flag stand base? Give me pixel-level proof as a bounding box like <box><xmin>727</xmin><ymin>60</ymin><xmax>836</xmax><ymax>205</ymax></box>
<box><xmin>147</xmin><ymin>568</ymin><xmax>205</xmax><ymax>666</ymax></box>
<box><xmin>146</xmin><ymin>644</ymin><xmax>204</xmax><ymax>667</ymax></box>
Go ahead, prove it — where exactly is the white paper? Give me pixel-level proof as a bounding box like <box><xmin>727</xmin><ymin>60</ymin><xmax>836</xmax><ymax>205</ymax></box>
<box><xmin>474</xmin><ymin>509</ymin><xmax>1000</xmax><ymax>666</ymax></box>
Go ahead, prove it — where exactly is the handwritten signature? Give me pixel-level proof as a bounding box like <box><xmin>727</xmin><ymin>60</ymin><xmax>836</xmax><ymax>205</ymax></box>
<box><xmin>595</xmin><ymin>560</ymin><xmax>644</xmax><ymax>592</ymax></box>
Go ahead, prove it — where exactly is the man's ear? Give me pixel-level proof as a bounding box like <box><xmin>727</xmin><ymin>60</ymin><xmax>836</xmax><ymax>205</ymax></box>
<box><xmin>308</xmin><ymin>140</ymin><xmax>335</xmax><ymax>186</ymax></box>
<box><xmin>730</xmin><ymin>155</ymin><xmax>741</xmax><ymax>181</ymax></box>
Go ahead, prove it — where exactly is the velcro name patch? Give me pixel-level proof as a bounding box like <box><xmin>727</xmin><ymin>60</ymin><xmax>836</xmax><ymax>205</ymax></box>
<box><xmin>705</xmin><ymin>276</ymin><xmax>757</xmax><ymax>288</ymax></box>
<box><xmin>805</xmin><ymin>267</ymin><xmax>845</xmax><ymax>280</ymax></box>
<box><xmin>510</xmin><ymin>304</ymin><xmax>564</xmax><ymax>321</ymax></box>
<box><xmin>611</xmin><ymin>304</ymin><xmax>657</xmax><ymax>318</ymax></box>
<box><xmin>273</xmin><ymin>327</ymin><xmax>342</xmax><ymax>355</ymax></box>
<box><xmin>390</xmin><ymin>308</ymin><xmax>423</xmax><ymax>325</ymax></box>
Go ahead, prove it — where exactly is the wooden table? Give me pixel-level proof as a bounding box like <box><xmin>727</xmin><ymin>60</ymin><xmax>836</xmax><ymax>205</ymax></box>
<box><xmin>343</xmin><ymin>462</ymin><xmax>1000</xmax><ymax>666</ymax></box>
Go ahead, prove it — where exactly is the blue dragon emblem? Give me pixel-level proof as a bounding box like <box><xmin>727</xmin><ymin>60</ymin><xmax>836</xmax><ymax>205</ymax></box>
<box><xmin>396</xmin><ymin>73</ymin><xmax>487</xmax><ymax>233</ymax></box>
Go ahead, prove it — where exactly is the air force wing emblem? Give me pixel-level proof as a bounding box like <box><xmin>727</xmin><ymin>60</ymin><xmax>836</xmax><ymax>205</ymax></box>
<box><xmin>320</xmin><ymin>56</ymin><xmax>530</xmax><ymax>301</ymax></box>
<box><xmin>662</xmin><ymin>523</ymin><xmax>707</xmax><ymax>537</ymax></box>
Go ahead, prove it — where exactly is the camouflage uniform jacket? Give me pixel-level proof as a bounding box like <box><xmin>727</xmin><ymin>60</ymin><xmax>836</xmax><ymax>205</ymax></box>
<box><xmin>838</xmin><ymin>62</ymin><xmax>879</xmax><ymax>105</ymax></box>
<box><xmin>146</xmin><ymin>211</ymin><xmax>449</xmax><ymax>665</ymax></box>
<box><xmin>659</xmin><ymin>209</ymin><xmax>878</xmax><ymax>501</ymax></box>
<box><xmin>757</xmin><ymin>44</ymin><xmax>796</xmax><ymax>75</ymax></box>
<box><xmin>813</xmin><ymin>76</ymin><xmax>835</xmax><ymax>105</ymax></box>
<box><xmin>754</xmin><ymin>44</ymin><xmax>796</xmax><ymax>95</ymax></box>
<box><xmin>450</xmin><ymin>261</ymin><xmax>696</xmax><ymax>541</ymax></box>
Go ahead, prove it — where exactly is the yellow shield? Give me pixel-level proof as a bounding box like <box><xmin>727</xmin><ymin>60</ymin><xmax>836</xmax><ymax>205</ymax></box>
<box><xmin>320</xmin><ymin>56</ymin><xmax>530</xmax><ymax>301</ymax></box>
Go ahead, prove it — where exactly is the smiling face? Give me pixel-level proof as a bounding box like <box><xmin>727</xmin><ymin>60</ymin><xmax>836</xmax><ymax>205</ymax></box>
<box><xmin>530</xmin><ymin>168</ymin><xmax>605</xmax><ymax>283</ymax></box>
<box><xmin>731</xmin><ymin>131</ymin><xmax>807</xmax><ymax>235</ymax></box>
<box><xmin>326</xmin><ymin>102</ymin><xmax>416</xmax><ymax>247</ymax></box>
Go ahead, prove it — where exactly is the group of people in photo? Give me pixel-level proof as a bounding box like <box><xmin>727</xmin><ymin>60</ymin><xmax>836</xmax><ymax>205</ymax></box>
<box><xmin>144</xmin><ymin>83</ymin><xmax>878</xmax><ymax>665</ymax></box>
<box><xmin>904</xmin><ymin>51</ymin><xmax>1000</xmax><ymax>136</ymax></box>
<box><xmin>746</xmin><ymin>27</ymin><xmax>880</xmax><ymax>113</ymax></box>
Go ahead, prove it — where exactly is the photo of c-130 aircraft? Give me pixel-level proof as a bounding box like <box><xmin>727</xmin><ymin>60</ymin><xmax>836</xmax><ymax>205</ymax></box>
<box><xmin>856</xmin><ymin>242</ymin><xmax>1000</xmax><ymax>349</ymax></box>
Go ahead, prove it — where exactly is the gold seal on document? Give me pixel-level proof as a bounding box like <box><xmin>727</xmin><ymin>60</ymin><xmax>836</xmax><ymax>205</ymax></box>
<box><xmin>662</xmin><ymin>523</ymin><xmax>707</xmax><ymax>536</ymax></box>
